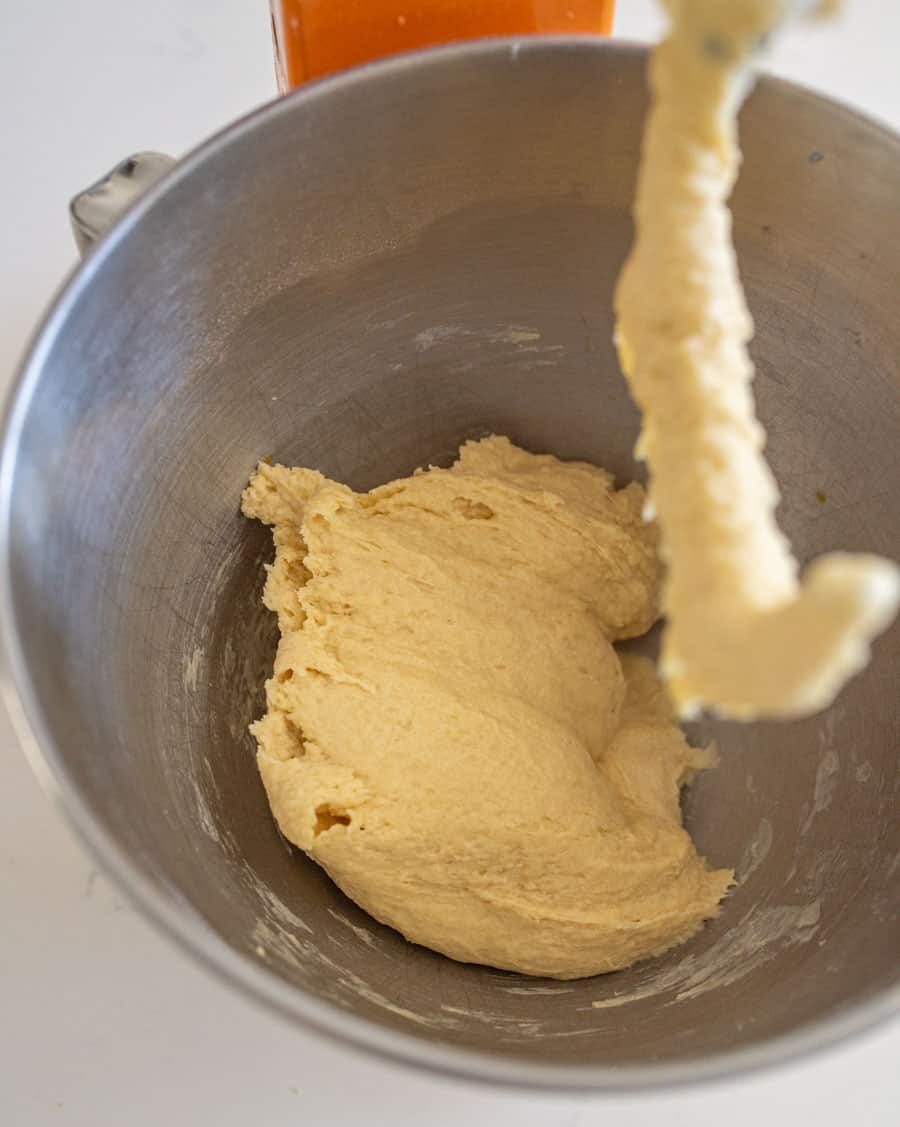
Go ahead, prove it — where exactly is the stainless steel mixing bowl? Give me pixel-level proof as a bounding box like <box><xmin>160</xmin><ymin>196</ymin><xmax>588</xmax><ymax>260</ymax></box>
<box><xmin>2</xmin><ymin>40</ymin><xmax>898</xmax><ymax>1091</ymax></box>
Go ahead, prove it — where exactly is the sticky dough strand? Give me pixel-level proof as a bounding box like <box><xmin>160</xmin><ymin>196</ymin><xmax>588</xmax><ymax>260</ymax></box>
<box><xmin>614</xmin><ymin>0</ymin><xmax>899</xmax><ymax>719</ymax></box>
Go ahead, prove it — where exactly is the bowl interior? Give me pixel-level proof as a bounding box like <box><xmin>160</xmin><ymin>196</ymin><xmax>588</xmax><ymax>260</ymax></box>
<box><xmin>4</xmin><ymin>42</ymin><xmax>899</xmax><ymax>1085</ymax></box>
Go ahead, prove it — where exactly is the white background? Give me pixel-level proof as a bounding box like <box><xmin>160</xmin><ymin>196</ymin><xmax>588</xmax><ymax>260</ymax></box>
<box><xmin>1</xmin><ymin>2</ymin><xmax>898</xmax><ymax>1123</ymax></box>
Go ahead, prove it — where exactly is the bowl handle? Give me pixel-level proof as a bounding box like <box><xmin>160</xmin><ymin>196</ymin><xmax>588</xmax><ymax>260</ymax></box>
<box><xmin>69</xmin><ymin>152</ymin><xmax>176</xmax><ymax>256</ymax></box>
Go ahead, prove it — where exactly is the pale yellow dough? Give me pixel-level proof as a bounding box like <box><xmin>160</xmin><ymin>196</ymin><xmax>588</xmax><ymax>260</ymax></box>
<box><xmin>243</xmin><ymin>437</ymin><xmax>731</xmax><ymax>979</ymax></box>
<box><xmin>615</xmin><ymin>0</ymin><xmax>899</xmax><ymax>719</ymax></box>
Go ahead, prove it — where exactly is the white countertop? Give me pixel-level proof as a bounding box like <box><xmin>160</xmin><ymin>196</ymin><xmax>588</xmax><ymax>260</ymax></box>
<box><xmin>1</xmin><ymin>2</ymin><xmax>898</xmax><ymax>1123</ymax></box>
